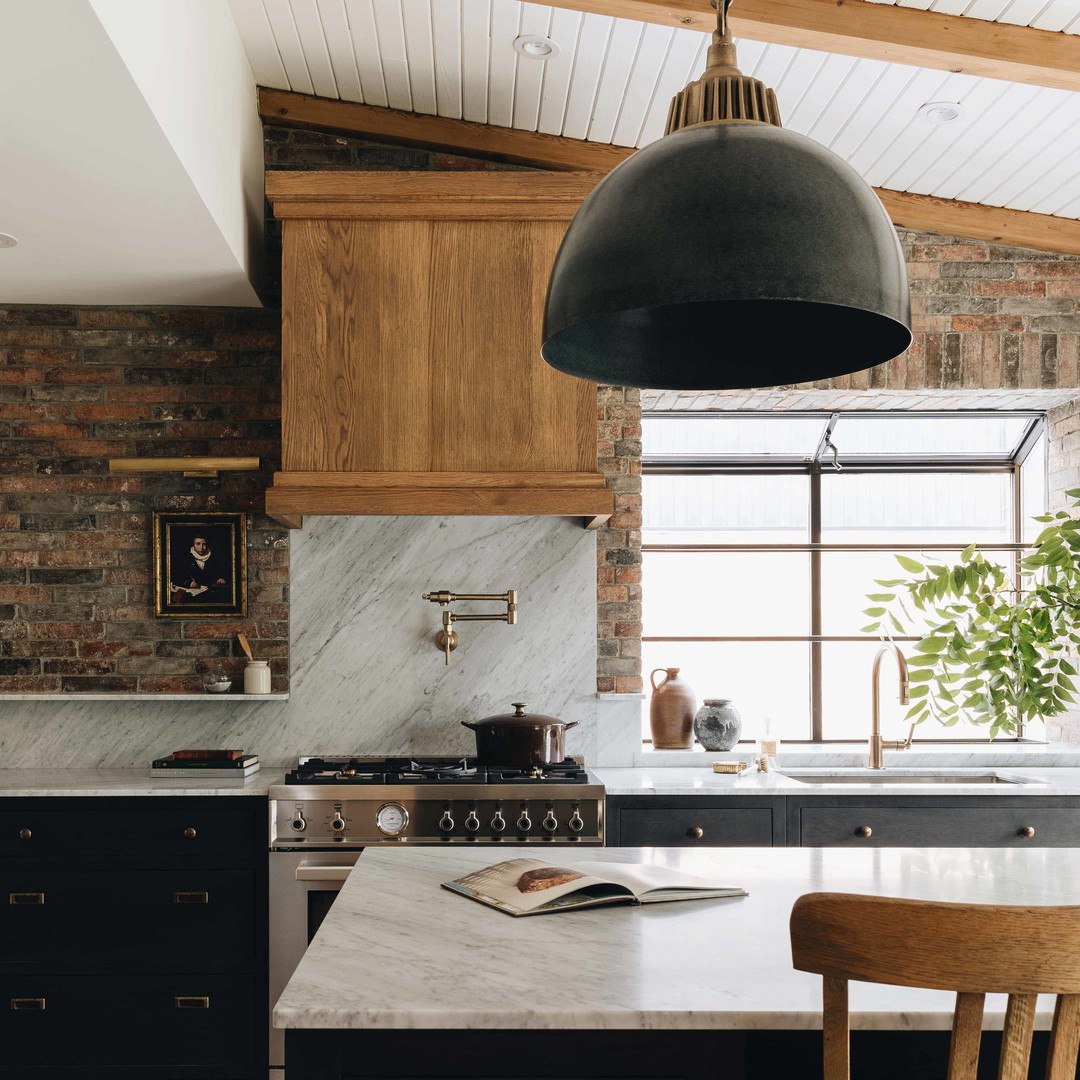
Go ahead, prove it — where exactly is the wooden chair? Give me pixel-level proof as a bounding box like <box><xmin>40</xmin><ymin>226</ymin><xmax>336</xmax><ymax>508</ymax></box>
<box><xmin>790</xmin><ymin>892</ymin><xmax>1080</xmax><ymax>1080</ymax></box>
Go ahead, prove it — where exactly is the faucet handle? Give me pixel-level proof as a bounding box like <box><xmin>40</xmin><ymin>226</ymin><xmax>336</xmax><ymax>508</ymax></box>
<box><xmin>901</xmin><ymin>723</ymin><xmax>915</xmax><ymax>750</ymax></box>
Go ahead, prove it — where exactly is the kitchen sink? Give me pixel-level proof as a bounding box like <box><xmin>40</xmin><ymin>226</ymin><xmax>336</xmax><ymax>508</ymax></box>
<box><xmin>781</xmin><ymin>770</ymin><xmax>1038</xmax><ymax>786</ymax></box>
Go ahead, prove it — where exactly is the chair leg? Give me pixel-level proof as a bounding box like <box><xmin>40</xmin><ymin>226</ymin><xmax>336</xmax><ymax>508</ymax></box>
<box><xmin>822</xmin><ymin>977</ymin><xmax>849</xmax><ymax>1080</ymax></box>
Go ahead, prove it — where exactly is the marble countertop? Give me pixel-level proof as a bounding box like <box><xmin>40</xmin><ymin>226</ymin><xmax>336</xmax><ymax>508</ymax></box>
<box><xmin>593</xmin><ymin>765</ymin><xmax>1080</xmax><ymax>796</ymax></box>
<box><xmin>274</xmin><ymin>845</ymin><xmax>1080</xmax><ymax>1033</ymax></box>
<box><xmin>0</xmin><ymin>769</ymin><xmax>285</xmax><ymax>797</ymax></box>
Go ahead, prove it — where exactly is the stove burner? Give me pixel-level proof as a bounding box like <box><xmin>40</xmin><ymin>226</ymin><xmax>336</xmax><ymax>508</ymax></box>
<box><xmin>284</xmin><ymin>756</ymin><xmax>590</xmax><ymax>785</ymax></box>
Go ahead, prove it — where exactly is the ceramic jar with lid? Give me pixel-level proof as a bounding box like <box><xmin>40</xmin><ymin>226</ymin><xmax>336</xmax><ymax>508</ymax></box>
<box><xmin>694</xmin><ymin>699</ymin><xmax>742</xmax><ymax>751</ymax></box>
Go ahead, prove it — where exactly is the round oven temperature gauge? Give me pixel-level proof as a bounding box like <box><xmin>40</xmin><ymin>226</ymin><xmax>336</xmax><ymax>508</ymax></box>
<box><xmin>375</xmin><ymin>802</ymin><xmax>409</xmax><ymax>836</ymax></box>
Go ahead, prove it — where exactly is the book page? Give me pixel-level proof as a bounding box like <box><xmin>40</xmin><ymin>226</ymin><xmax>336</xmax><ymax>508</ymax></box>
<box><xmin>445</xmin><ymin>858</ymin><xmax>632</xmax><ymax>913</ymax></box>
<box><xmin>562</xmin><ymin>861</ymin><xmax>743</xmax><ymax>898</ymax></box>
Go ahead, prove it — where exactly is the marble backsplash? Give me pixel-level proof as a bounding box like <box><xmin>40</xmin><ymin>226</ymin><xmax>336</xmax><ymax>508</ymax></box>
<box><xmin>0</xmin><ymin>515</ymin><xmax>625</xmax><ymax>768</ymax></box>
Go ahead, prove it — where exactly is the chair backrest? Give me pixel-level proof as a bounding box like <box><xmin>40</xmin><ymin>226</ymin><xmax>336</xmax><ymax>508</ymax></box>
<box><xmin>790</xmin><ymin>892</ymin><xmax>1080</xmax><ymax>1080</ymax></box>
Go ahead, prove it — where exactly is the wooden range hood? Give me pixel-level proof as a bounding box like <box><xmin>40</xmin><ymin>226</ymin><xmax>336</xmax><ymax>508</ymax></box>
<box><xmin>264</xmin><ymin>171</ymin><xmax>613</xmax><ymax>529</ymax></box>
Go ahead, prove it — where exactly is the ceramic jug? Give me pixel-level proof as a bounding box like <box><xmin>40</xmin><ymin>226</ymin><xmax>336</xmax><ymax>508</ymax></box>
<box><xmin>649</xmin><ymin>667</ymin><xmax>696</xmax><ymax>750</ymax></box>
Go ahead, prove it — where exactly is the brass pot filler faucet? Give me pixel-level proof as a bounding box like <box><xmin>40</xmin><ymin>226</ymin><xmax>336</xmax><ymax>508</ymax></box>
<box><xmin>421</xmin><ymin>590</ymin><xmax>518</xmax><ymax>664</ymax></box>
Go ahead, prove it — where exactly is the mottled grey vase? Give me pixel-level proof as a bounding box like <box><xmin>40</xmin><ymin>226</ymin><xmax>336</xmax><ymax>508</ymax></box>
<box><xmin>693</xmin><ymin>699</ymin><xmax>742</xmax><ymax>751</ymax></box>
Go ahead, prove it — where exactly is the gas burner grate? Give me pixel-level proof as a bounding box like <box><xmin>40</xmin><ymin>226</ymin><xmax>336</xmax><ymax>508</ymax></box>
<box><xmin>283</xmin><ymin>756</ymin><xmax>590</xmax><ymax>785</ymax></box>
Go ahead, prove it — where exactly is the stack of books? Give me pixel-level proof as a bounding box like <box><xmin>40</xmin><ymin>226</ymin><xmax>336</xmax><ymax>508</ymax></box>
<box><xmin>150</xmin><ymin>749</ymin><xmax>259</xmax><ymax>780</ymax></box>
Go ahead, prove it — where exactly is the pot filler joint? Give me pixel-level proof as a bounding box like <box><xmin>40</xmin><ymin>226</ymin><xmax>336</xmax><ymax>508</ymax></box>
<box><xmin>420</xmin><ymin>589</ymin><xmax>519</xmax><ymax>664</ymax></box>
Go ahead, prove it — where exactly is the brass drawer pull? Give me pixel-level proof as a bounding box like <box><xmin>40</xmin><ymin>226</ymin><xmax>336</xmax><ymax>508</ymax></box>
<box><xmin>686</xmin><ymin>826</ymin><xmax>704</xmax><ymax>840</ymax></box>
<box><xmin>18</xmin><ymin>828</ymin><xmax>31</xmax><ymax>841</ymax></box>
<box><xmin>173</xmin><ymin>891</ymin><xmax>209</xmax><ymax>905</ymax></box>
<box><xmin>1020</xmin><ymin>826</ymin><xmax>1036</xmax><ymax>838</ymax></box>
<box><xmin>182</xmin><ymin>827</ymin><xmax>197</xmax><ymax>840</ymax></box>
<box><xmin>175</xmin><ymin>996</ymin><xmax>209</xmax><ymax>1009</ymax></box>
<box><xmin>10</xmin><ymin>998</ymin><xmax>45</xmax><ymax>1011</ymax></box>
<box><xmin>9</xmin><ymin>892</ymin><xmax>44</xmax><ymax>906</ymax></box>
<box><xmin>855</xmin><ymin>826</ymin><xmax>873</xmax><ymax>838</ymax></box>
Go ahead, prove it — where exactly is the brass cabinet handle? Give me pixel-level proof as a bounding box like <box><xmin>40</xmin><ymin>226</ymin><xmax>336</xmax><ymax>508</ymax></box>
<box><xmin>10</xmin><ymin>998</ymin><xmax>45</xmax><ymax>1011</ymax></box>
<box><xmin>1020</xmin><ymin>826</ymin><xmax>1036</xmax><ymax>838</ymax></box>
<box><xmin>182</xmin><ymin>827</ymin><xmax>197</xmax><ymax>840</ymax></box>
<box><xmin>686</xmin><ymin>826</ymin><xmax>704</xmax><ymax>840</ymax></box>
<box><xmin>173</xmin><ymin>891</ymin><xmax>209</xmax><ymax>905</ymax></box>
<box><xmin>18</xmin><ymin>828</ymin><xmax>31</xmax><ymax>841</ymax></box>
<box><xmin>175</xmin><ymin>996</ymin><xmax>209</xmax><ymax>1009</ymax></box>
<box><xmin>855</xmin><ymin>826</ymin><xmax>873</xmax><ymax>838</ymax></box>
<box><xmin>9</xmin><ymin>892</ymin><xmax>44</xmax><ymax>906</ymax></box>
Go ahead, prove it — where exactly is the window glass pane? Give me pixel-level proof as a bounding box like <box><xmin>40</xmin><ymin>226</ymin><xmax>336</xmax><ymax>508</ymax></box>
<box><xmin>641</xmin><ymin>641</ymin><xmax>810</xmax><ymax>743</ymax></box>
<box><xmin>1021</xmin><ymin>430</ymin><xmax>1047</xmax><ymax>544</ymax></box>
<box><xmin>820</xmin><ymin>550</ymin><xmax>989</xmax><ymax>637</ymax></box>
<box><xmin>820</xmin><ymin>642</ymin><xmax>978</xmax><ymax>741</ymax></box>
<box><xmin>644</xmin><ymin>552</ymin><xmax>809</xmax><ymax>637</ymax></box>
<box><xmin>819</xmin><ymin>472</ymin><xmax>1012</xmax><ymax>544</ymax></box>
<box><xmin>643</xmin><ymin>474</ymin><xmax>809</xmax><ymax>544</ymax></box>
<box><xmin>829</xmin><ymin>415</ymin><xmax>1031</xmax><ymax>459</ymax></box>
<box><xmin>643</xmin><ymin>415</ymin><xmax>826</xmax><ymax>459</ymax></box>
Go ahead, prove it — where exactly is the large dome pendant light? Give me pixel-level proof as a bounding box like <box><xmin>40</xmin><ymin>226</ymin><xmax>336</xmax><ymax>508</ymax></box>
<box><xmin>541</xmin><ymin>0</ymin><xmax>912</xmax><ymax>391</ymax></box>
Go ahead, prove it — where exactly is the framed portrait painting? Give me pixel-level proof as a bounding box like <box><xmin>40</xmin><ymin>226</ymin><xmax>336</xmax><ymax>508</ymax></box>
<box><xmin>153</xmin><ymin>511</ymin><xmax>247</xmax><ymax>618</ymax></box>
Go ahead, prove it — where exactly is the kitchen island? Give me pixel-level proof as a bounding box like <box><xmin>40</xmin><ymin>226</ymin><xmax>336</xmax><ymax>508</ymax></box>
<box><xmin>275</xmin><ymin>846</ymin><xmax>1080</xmax><ymax>1079</ymax></box>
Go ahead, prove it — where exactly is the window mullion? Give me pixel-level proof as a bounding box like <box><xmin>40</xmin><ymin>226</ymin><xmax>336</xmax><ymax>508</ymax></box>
<box><xmin>810</xmin><ymin>469</ymin><xmax>823</xmax><ymax>742</ymax></box>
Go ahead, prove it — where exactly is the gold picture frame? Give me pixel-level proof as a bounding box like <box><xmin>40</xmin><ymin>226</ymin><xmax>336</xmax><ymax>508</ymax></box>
<box><xmin>152</xmin><ymin>511</ymin><xmax>247</xmax><ymax>618</ymax></box>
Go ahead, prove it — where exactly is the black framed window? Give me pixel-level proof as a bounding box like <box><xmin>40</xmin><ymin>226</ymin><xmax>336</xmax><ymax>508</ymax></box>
<box><xmin>642</xmin><ymin>411</ymin><xmax>1048</xmax><ymax>744</ymax></box>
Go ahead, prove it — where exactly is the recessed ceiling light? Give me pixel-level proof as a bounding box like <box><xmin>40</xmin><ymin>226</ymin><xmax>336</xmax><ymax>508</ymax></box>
<box><xmin>513</xmin><ymin>35</ymin><xmax>559</xmax><ymax>60</ymax></box>
<box><xmin>918</xmin><ymin>101</ymin><xmax>965</xmax><ymax>125</ymax></box>
<box><xmin>0</xmin><ymin>233</ymin><xmax>18</xmax><ymax>249</ymax></box>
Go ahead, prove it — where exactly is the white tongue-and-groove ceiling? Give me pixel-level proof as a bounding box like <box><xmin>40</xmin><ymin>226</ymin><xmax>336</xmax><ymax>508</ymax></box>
<box><xmin>228</xmin><ymin>0</ymin><xmax>1080</xmax><ymax>220</ymax></box>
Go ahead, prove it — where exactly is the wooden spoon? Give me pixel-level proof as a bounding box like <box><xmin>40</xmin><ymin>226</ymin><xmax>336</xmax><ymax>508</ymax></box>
<box><xmin>237</xmin><ymin>633</ymin><xmax>253</xmax><ymax>662</ymax></box>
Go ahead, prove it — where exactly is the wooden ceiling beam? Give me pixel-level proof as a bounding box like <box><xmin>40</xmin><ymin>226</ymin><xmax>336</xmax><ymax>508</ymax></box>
<box><xmin>542</xmin><ymin>0</ymin><xmax>1080</xmax><ymax>94</ymax></box>
<box><xmin>260</xmin><ymin>89</ymin><xmax>1080</xmax><ymax>257</ymax></box>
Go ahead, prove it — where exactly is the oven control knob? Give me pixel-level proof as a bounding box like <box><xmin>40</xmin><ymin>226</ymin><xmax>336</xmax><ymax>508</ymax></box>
<box><xmin>464</xmin><ymin>810</ymin><xmax>480</xmax><ymax>833</ymax></box>
<box><xmin>438</xmin><ymin>810</ymin><xmax>455</xmax><ymax>833</ymax></box>
<box><xmin>330</xmin><ymin>812</ymin><xmax>346</xmax><ymax>832</ymax></box>
<box><xmin>291</xmin><ymin>812</ymin><xmax>307</xmax><ymax>832</ymax></box>
<box><xmin>542</xmin><ymin>810</ymin><xmax>558</xmax><ymax>833</ymax></box>
<box><xmin>490</xmin><ymin>810</ymin><xmax>506</xmax><ymax>833</ymax></box>
<box><xmin>516</xmin><ymin>810</ymin><xmax>532</xmax><ymax>833</ymax></box>
<box><xmin>568</xmin><ymin>811</ymin><xmax>585</xmax><ymax>834</ymax></box>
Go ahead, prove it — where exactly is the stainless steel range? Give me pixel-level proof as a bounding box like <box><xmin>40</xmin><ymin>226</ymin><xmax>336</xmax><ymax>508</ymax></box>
<box><xmin>269</xmin><ymin>755</ymin><xmax>605</xmax><ymax>846</ymax></box>
<box><xmin>268</xmin><ymin>755</ymin><xmax>605</xmax><ymax>1075</ymax></box>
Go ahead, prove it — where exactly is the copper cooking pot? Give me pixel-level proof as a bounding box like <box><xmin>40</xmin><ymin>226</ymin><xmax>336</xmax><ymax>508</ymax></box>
<box><xmin>462</xmin><ymin>702</ymin><xmax>578</xmax><ymax>766</ymax></box>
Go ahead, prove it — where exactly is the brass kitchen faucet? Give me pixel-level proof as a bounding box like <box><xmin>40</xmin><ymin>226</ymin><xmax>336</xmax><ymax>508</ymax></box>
<box><xmin>421</xmin><ymin>590</ymin><xmax>518</xmax><ymax>664</ymax></box>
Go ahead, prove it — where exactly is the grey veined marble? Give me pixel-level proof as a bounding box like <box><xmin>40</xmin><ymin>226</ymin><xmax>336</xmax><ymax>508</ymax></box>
<box><xmin>0</xmin><ymin>516</ymin><xmax>600</xmax><ymax>768</ymax></box>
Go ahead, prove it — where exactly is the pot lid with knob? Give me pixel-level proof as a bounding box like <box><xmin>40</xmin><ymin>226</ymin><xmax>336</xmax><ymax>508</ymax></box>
<box><xmin>462</xmin><ymin>702</ymin><xmax>579</xmax><ymax>731</ymax></box>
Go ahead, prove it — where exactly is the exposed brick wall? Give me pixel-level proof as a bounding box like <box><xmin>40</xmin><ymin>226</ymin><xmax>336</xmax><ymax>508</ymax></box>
<box><xmin>0</xmin><ymin>306</ymin><xmax>288</xmax><ymax>693</ymax></box>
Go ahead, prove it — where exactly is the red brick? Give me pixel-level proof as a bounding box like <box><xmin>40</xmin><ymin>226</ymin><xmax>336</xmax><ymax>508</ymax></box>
<box><xmin>66</xmin><ymin>476</ymin><xmax>144</xmax><ymax>494</ymax></box>
<box><xmin>0</xmin><ymin>585</ymin><xmax>50</xmax><ymax>602</ymax></box>
<box><xmin>72</xmin><ymin>404</ymin><xmax>154</xmax><ymax>421</ymax></box>
<box><xmin>106</xmin><ymin>386</ymin><xmax>187</xmax><ymax>402</ymax></box>
<box><xmin>912</xmin><ymin>244</ymin><xmax>988</xmax><ymax>261</ymax></box>
<box><xmin>77</xmin><ymin>309</ymin><xmax>154</xmax><ymax>328</ymax></box>
<box><xmin>44</xmin><ymin>367</ymin><xmax>122</xmax><ymax>384</ymax></box>
<box><xmin>64</xmin><ymin>532</ymin><xmax>144</xmax><ymax>551</ymax></box>
<box><xmin>54</xmin><ymin>440</ymin><xmax>132</xmax><ymax>457</ymax></box>
<box><xmin>138</xmin><ymin>675</ymin><xmax>205</xmax><ymax>693</ymax></box>
<box><xmin>597</xmin><ymin>586</ymin><xmax>627</xmax><ymax>603</ymax></box>
<box><xmin>0</xmin><ymin>676</ymin><xmax>61</xmax><ymax>691</ymax></box>
<box><xmin>0</xmin><ymin>369</ymin><xmax>41</xmax><ymax>383</ymax></box>
<box><xmin>972</xmin><ymin>280</ymin><xmax>1046</xmax><ymax>297</ymax></box>
<box><xmin>18</xmin><ymin>421</ymin><xmax>91</xmax><ymax>438</ymax></box>
<box><xmin>43</xmin><ymin>659</ymin><xmax>117</xmax><ymax>675</ymax></box>
<box><xmin>0</xmin><ymin>514</ymin><xmax>20</xmax><ymax>530</ymax></box>
<box><xmin>79</xmin><ymin>640</ymin><xmax>153</xmax><ymax>658</ymax></box>
<box><xmin>0</xmin><ymin>404</ymin><xmax>62</xmax><ymax>420</ymax></box>
<box><xmin>182</xmin><ymin>620</ymin><xmax>258</xmax><ymax>640</ymax></box>
<box><xmin>1047</xmin><ymin>281</ymin><xmax>1080</xmax><ymax>297</ymax></box>
<box><xmin>952</xmin><ymin>315</ymin><xmax>1025</xmax><ymax>332</ymax></box>
<box><xmin>0</xmin><ymin>551</ymin><xmax>39</xmax><ymax>567</ymax></box>
<box><xmin>38</xmin><ymin>551</ymin><xmax>118</xmax><ymax>567</ymax></box>
<box><xmin>0</xmin><ymin>329</ymin><xmax>59</xmax><ymax>347</ymax></box>
<box><xmin>3</xmin><ymin>640</ymin><xmax>77</xmax><ymax>658</ymax></box>
<box><xmin>28</xmin><ymin>622</ymin><xmax>104</xmax><ymax>639</ymax></box>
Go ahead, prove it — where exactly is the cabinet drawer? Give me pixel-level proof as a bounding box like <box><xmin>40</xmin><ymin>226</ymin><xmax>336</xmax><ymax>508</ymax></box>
<box><xmin>0</xmin><ymin>974</ymin><xmax>256</xmax><ymax>1068</ymax></box>
<box><xmin>800</xmin><ymin>806</ymin><xmax>1080</xmax><ymax>847</ymax></box>
<box><xmin>619</xmin><ymin>808</ymin><xmax>774</xmax><ymax>847</ymax></box>
<box><xmin>0</xmin><ymin>806</ymin><xmax>255</xmax><ymax>858</ymax></box>
<box><xmin>0</xmin><ymin>869</ymin><xmax>255</xmax><ymax>967</ymax></box>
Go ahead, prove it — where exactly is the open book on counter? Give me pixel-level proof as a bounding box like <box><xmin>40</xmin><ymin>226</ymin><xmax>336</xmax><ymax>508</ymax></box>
<box><xmin>442</xmin><ymin>857</ymin><xmax>747</xmax><ymax>917</ymax></box>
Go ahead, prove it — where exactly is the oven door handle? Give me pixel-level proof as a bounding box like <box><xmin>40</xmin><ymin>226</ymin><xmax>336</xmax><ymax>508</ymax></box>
<box><xmin>295</xmin><ymin>866</ymin><xmax>354</xmax><ymax>882</ymax></box>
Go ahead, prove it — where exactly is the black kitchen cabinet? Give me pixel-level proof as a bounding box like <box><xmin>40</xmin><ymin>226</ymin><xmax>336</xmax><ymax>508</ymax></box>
<box><xmin>605</xmin><ymin>796</ymin><xmax>787</xmax><ymax>846</ymax></box>
<box><xmin>606</xmin><ymin>794</ymin><xmax>1080</xmax><ymax>848</ymax></box>
<box><xmin>789</xmin><ymin>796</ymin><xmax>1080</xmax><ymax>847</ymax></box>
<box><xmin>0</xmin><ymin>796</ymin><xmax>266</xmax><ymax>1079</ymax></box>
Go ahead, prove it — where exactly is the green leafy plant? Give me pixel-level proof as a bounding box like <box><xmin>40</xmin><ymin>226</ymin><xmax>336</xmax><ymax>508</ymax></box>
<box><xmin>862</xmin><ymin>491</ymin><xmax>1080</xmax><ymax>738</ymax></box>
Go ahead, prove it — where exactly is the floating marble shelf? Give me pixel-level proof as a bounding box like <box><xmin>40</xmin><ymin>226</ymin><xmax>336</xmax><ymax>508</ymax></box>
<box><xmin>0</xmin><ymin>693</ymin><xmax>290</xmax><ymax>702</ymax></box>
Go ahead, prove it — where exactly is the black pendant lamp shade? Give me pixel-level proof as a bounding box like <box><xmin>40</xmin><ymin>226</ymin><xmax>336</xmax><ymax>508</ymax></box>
<box><xmin>541</xmin><ymin>3</ymin><xmax>912</xmax><ymax>391</ymax></box>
